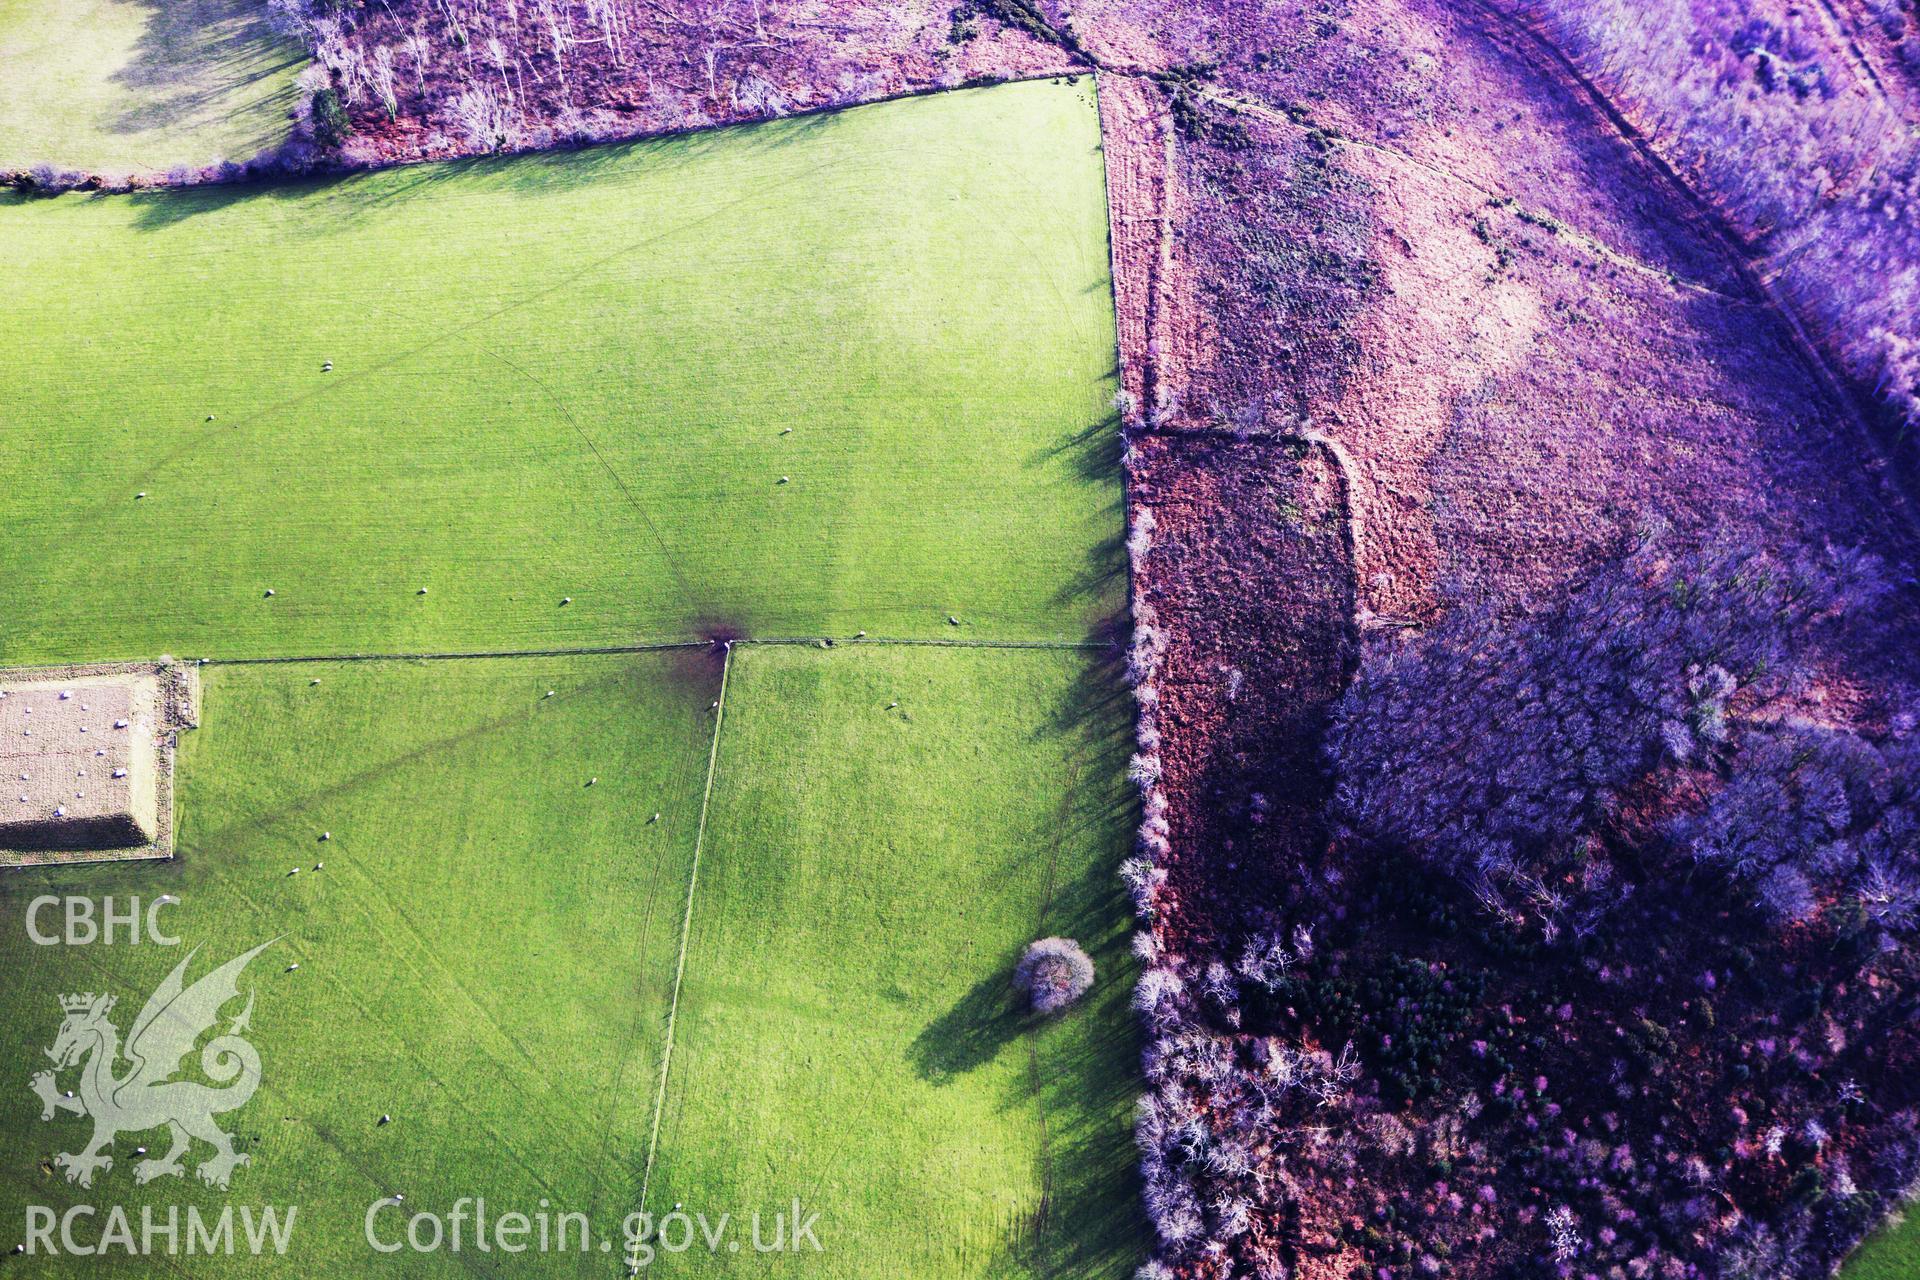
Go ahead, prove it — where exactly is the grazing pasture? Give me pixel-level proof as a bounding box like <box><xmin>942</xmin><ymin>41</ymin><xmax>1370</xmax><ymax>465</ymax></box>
<box><xmin>1846</xmin><ymin>1215</ymin><xmax>1920</xmax><ymax>1280</ymax></box>
<box><xmin>0</xmin><ymin>654</ymin><xmax>717</xmax><ymax>1276</ymax></box>
<box><xmin>644</xmin><ymin>644</ymin><xmax>1144</xmax><ymax>1278</ymax></box>
<box><xmin>0</xmin><ymin>77</ymin><xmax>1138</xmax><ymax>1277</ymax></box>
<box><xmin>0</xmin><ymin>0</ymin><xmax>303</xmax><ymax>173</ymax></box>
<box><xmin>0</xmin><ymin>78</ymin><xmax>1121</xmax><ymax>665</ymax></box>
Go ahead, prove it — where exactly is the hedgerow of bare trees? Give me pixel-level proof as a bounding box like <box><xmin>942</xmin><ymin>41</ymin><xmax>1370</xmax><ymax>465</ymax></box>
<box><xmin>274</xmin><ymin>0</ymin><xmax>815</xmax><ymax>157</ymax></box>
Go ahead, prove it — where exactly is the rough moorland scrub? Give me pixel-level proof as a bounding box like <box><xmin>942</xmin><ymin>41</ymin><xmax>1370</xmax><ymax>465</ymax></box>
<box><xmin>1486</xmin><ymin>0</ymin><xmax>1920</xmax><ymax>438</ymax></box>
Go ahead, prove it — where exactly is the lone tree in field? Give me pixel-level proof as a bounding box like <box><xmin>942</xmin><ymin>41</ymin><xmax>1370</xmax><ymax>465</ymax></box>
<box><xmin>1015</xmin><ymin>937</ymin><xmax>1095</xmax><ymax>1014</ymax></box>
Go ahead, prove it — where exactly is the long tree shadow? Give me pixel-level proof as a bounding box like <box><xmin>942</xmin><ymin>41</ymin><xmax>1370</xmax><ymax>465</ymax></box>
<box><xmin>108</xmin><ymin>0</ymin><xmax>303</xmax><ymax>145</ymax></box>
<box><xmin>908</xmin><ymin>969</ymin><xmax>1028</xmax><ymax>1084</ymax></box>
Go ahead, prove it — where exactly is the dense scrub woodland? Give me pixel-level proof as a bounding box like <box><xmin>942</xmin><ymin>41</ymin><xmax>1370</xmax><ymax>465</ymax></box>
<box><xmin>7</xmin><ymin>0</ymin><xmax>1920</xmax><ymax>1277</ymax></box>
<box><xmin>1126</xmin><ymin>536</ymin><xmax>1920</xmax><ymax>1278</ymax></box>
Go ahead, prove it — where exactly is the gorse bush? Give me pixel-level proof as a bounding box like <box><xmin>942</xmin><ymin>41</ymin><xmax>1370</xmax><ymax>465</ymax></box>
<box><xmin>14</xmin><ymin>163</ymin><xmax>93</xmax><ymax>194</ymax></box>
<box><xmin>1014</xmin><ymin>937</ymin><xmax>1094</xmax><ymax>1014</ymax></box>
<box><xmin>1327</xmin><ymin>536</ymin><xmax>1897</xmax><ymax>942</ymax></box>
<box><xmin>1258</xmin><ymin>954</ymin><xmax>1490</xmax><ymax>1104</ymax></box>
<box><xmin>309</xmin><ymin>88</ymin><xmax>352</xmax><ymax>148</ymax></box>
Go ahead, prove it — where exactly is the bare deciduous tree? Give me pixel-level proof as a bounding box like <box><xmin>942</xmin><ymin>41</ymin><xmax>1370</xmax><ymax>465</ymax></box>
<box><xmin>368</xmin><ymin>45</ymin><xmax>400</xmax><ymax>119</ymax></box>
<box><xmin>449</xmin><ymin>85</ymin><xmax>514</xmax><ymax>151</ymax></box>
<box><xmin>404</xmin><ymin>27</ymin><xmax>432</xmax><ymax>93</ymax></box>
<box><xmin>1014</xmin><ymin>937</ymin><xmax>1095</xmax><ymax>1014</ymax></box>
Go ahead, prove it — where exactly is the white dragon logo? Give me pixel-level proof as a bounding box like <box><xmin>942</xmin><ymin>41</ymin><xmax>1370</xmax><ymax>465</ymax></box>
<box><xmin>29</xmin><ymin>942</ymin><xmax>272</xmax><ymax>1190</ymax></box>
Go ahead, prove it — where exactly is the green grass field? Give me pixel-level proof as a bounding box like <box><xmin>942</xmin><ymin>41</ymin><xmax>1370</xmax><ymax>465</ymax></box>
<box><xmin>0</xmin><ymin>79</ymin><xmax>1122</xmax><ymax>664</ymax></box>
<box><xmin>0</xmin><ymin>645</ymin><xmax>1144</xmax><ymax>1276</ymax></box>
<box><xmin>0</xmin><ymin>655</ymin><xmax>718</xmax><ymax>1277</ymax></box>
<box><xmin>646</xmin><ymin>645</ymin><xmax>1143</xmax><ymax>1278</ymax></box>
<box><xmin>1844</xmin><ymin>1209</ymin><xmax>1920</xmax><ymax>1280</ymax></box>
<box><xmin>0</xmin><ymin>0</ymin><xmax>303</xmax><ymax>173</ymax></box>
<box><xmin>0</xmin><ymin>77</ymin><xmax>1140</xmax><ymax>1277</ymax></box>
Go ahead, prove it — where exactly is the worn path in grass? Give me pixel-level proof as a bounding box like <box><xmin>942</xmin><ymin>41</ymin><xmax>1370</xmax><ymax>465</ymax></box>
<box><xmin>0</xmin><ymin>0</ymin><xmax>303</xmax><ymax>174</ymax></box>
<box><xmin>0</xmin><ymin>78</ymin><xmax>1122</xmax><ymax>665</ymax></box>
<box><xmin>641</xmin><ymin>644</ymin><xmax>1144</xmax><ymax>1279</ymax></box>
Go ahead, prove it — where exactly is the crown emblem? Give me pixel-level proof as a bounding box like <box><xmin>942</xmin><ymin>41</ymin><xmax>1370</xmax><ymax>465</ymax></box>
<box><xmin>60</xmin><ymin>992</ymin><xmax>109</xmax><ymax>1014</ymax></box>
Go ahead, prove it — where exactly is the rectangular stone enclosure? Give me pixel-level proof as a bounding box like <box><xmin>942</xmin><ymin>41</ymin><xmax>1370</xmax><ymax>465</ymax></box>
<box><xmin>0</xmin><ymin>663</ymin><xmax>197</xmax><ymax>863</ymax></box>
